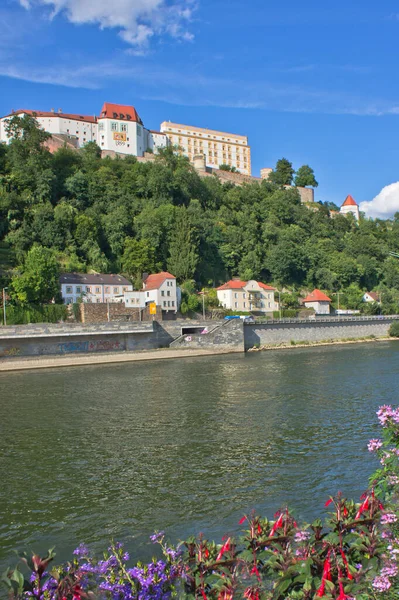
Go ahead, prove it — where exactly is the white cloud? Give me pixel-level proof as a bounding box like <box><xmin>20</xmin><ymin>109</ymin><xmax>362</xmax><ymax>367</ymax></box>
<box><xmin>18</xmin><ymin>0</ymin><xmax>196</xmax><ymax>48</ymax></box>
<box><xmin>360</xmin><ymin>182</ymin><xmax>399</xmax><ymax>219</ymax></box>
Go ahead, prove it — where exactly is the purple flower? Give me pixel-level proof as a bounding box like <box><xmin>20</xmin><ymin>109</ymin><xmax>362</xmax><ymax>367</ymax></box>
<box><xmin>73</xmin><ymin>543</ymin><xmax>90</xmax><ymax>557</ymax></box>
<box><xmin>388</xmin><ymin>475</ymin><xmax>399</xmax><ymax>485</ymax></box>
<box><xmin>150</xmin><ymin>531</ymin><xmax>165</xmax><ymax>543</ymax></box>
<box><xmin>368</xmin><ymin>439</ymin><xmax>383</xmax><ymax>452</ymax></box>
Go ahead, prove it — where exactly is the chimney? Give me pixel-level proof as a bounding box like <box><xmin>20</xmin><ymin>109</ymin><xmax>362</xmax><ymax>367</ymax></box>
<box><xmin>51</xmin><ymin>108</ymin><xmax>55</xmax><ymax>113</ymax></box>
<box><xmin>58</xmin><ymin>108</ymin><xmax>62</xmax><ymax>114</ymax></box>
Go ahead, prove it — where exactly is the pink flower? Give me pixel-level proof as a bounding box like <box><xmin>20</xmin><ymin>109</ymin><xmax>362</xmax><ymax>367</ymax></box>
<box><xmin>373</xmin><ymin>575</ymin><xmax>392</xmax><ymax>591</ymax></box>
<box><xmin>368</xmin><ymin>439</ymin><xmax>383</xmax><ymax>452</ymax></box>
<box><xmin>381</xmin><ymin>513</ymin><xmax>398</xmax><ymax>524</ymax></box>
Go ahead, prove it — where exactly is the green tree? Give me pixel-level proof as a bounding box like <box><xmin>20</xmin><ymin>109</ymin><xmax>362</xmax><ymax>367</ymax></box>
<box><xmin>167</xmin><ymin>209</ymin><xmax>198</xmax><ymax>282</ymax></box>
<box><xmin>121</xmin><ymin>238</ymin><xmax>156</xmax><ymax>285</ymax></box>
<box><xmin>268</xmin><ymin>158</ymin><xmax>295</xmax><ymax>186</ymax></box>
<box><xmin>11</xmin><ymin>246</ymin><xmax>60</xmax><ymax>304</ymax></box>
<box><xmin>294</xmin><ymin>165</ymin><xmax>318</xmax><ymax>187</ymax></box>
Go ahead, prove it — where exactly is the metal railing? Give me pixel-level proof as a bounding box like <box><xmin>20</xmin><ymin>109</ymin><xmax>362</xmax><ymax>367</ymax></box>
<box><xmin>246</xmin><ymin>315</ymin><xmax>399</xmax><ymax>325</ymax></box>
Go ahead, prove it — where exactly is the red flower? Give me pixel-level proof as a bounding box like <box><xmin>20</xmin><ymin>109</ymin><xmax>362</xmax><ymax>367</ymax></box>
<box><xmin>216</xmin><ymin>537</ymin><xmax>231</xmax><ymax>561</ymax></box>
<box><xmin>316</xmin><ymin>551</ymin><xmax>332</xmax><ymax>597</ymax></box>
<box><xmin>270</xmin><ymin>513</ymin><xmax>283</xmax><ymax>536</ymax></box>
<box><xmin>239</xmin><ymin>516</ymin><xmax>247</xmax><ymax>525</ymax></box>
<box><xmin>355</xmin><ymin>497</ymin><xmax>369</xmax><ymax>520</ymax></box>
<box><xmin>325</xmin><ymin>498</ymin><xmax>334</xmax><ymax>507</ymax></box>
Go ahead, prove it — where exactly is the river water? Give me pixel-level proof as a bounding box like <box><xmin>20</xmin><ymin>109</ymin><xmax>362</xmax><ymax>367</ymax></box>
<box><xmin>0</xmin><ymin>342</ymin><xmax>397</xmax><ymax>570</ymax></box>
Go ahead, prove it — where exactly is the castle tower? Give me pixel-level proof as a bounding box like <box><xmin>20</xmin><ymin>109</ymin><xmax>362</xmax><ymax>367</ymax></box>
<box><xmin>340</xmin><ymin>194</ymin><xmax>360</xmax><ymax>221</ymax></box>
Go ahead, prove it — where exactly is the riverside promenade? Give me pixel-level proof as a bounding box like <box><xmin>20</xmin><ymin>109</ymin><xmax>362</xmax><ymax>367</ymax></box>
<box><xmin>0</xmin><ymin>347</ymin><xmax>237</xmax><ymax>372</ymax></box>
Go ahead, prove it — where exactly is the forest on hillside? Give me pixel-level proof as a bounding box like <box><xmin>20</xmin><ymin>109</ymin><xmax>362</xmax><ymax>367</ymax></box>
<box><xmin>1</xmin><ymin>114</ymin><xmax>399</xmax><ymax>312</ymax></box>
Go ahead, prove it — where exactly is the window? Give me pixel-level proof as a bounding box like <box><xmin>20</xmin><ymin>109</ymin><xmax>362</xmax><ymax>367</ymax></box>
<box><xmin>98</xmin><ymin>123</ymin><xmax>104</xmax><ymax>131</ymax></box>
<box><xmin>234</xmin><ymin>293</ymin><xmax>238</xmax><ymax>298</ymax></box>
<box><xmin>235</xmin><ymin>302</ymin><xmax>238</xmax><ymax>308</ymax></box>
<box><xmin>168</xmin><ymin>301</ymin><xmax>171</xmax><ymax>307</ymax></box>
<box><xmin>121</xmin><ymin>124</ymin><xmax>128</xmax><ymax>132</ymax></box>
<box><xmin>105</xmin><ymin>287</ymin><xmax>110</xmax><ymax>294</ymax></box>
<box><xmin>163</xmin><ymin>301</ymin><xmax>167</xmax><ymax>307</ymax></box>
<box><xmin>172</xmin><ymin>301</ymin><xmax>175</xmax><ymax>307</ymax></box>
<box><xmin>243</xmin><ymin>293</ymin><xmax>246</xmax><ymax>298</ymax></box>
<box><xmin>161</xmin><ymin>290</ymin><xmax>165</xmax><ymax>296</ymax></box>
<box><xmin>147</xmin><ymin>292</ymin><xmax>150</xmax><ymax>297</ymax></box>
<box><xmin>95</xmin><ymin>287</ymin><xmax>101</xmax><ymax>294</ymax></box>
<box><xmin>113</xmin><ymin>287</ymin><xmax>119</xmax><ymax>294</ymax></box>
<box><xmin>66</xmin><ymin>286</ymin><xmax>72</xmax><ymax>294</ymax></box>
<box><xmin>137</xmin><ymin>125</ymin><xmax>142</xmax><ymax>136</ymax></box>
<box><xmin>167</xmin><ymin>290</ymin><xmax>170</xmax><ymax>297</ymax></box>
<box><xmin>86</xmin><ymin>286</ymin><xmax>91</xmax><ymax>293</ymax></box>
<box><xmin>268</xmin><ymin>302</ymin><xmax>271</xmax><ymax>308</ymax></box>
<box><xmin>243</xmin><ymin>302</ymin><xmax>246</xmax><ymax>308</ymax></box>
<box><xmin>76</xmin><ymin>286</ymin><xmax>82</xmax><ymax>294</ymax></box>
<box><xmin>111</xmin><ymin>122</ymin><xmax>118</xmax><ymax>131</ymax></box>
<box><xmin>96</xmin><ymin>298</ymin><xmax>101</xmax><ymax>303</ymax></box>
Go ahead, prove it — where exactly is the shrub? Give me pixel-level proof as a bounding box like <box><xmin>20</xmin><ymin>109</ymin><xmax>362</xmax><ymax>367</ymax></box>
<box><xmin>389</xmin><ymin>321</ymin><xmax>399</xmax><ymax>337</ymax></box>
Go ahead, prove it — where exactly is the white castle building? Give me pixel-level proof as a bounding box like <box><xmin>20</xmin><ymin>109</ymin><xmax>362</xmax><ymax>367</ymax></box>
<box><xmin>0</xmin><ymin>102</ymin><xmax>252</xmax><ymax>174</ymax></box>
<box><xmin>0</xmin><ymin>102</ymin><xmax>169</xmax><ymax>157</ymax></box>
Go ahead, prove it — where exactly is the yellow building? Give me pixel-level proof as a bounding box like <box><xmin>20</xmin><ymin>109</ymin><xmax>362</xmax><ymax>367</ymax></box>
<box><xmin>160</xmin><ymin>121</ymin><xmax>251</xmax><ymax>175</ymax></box>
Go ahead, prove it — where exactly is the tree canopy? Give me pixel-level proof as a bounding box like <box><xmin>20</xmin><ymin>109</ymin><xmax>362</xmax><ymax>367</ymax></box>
<box><xmin>1</xmin><ymin>115</ymin><xmax>399</xmax><ymax>307</ymax></box>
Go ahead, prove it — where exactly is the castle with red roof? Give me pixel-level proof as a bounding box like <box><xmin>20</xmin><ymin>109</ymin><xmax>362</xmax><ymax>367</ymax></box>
<box><xmin>0</xmin><ymin>102</ymin><xmax>169</xmax><ymax>158</ymax></box>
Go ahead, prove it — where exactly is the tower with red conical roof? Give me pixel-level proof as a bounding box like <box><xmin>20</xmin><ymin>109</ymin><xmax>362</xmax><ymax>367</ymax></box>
<box><xmin>340</xmin><ymin>195</ymin><xmax>360</xmax><ymax>221</ymax></box>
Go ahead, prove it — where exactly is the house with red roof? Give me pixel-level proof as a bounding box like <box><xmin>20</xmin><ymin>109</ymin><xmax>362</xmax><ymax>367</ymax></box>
<box><xmin>216</xmin><ymin>279</ymin><xmax>279</xmax><ymax>314</ymax></box>
<box><xmin>302</xmin><ymin>289</ymin><xmax>332</xmax><ymax>314</ymax></box>
<box><xmin>363</xmin><ymin>291</ymin><xmax>381</xmax><ymax>304</ymax></box>
<box><xmin>124</xmin><ymin>272</ymin><xmax>177</xmax><ymax>314</ymax></box>
<box><xmin>340</xmin><ymin>195</ymin><xmax>360</xmax><ymax>221</ymax></box>
<box><xmin>0</xmin><ymin>103</ymin><xmax>169</xmax><ymax>158</ymax></box>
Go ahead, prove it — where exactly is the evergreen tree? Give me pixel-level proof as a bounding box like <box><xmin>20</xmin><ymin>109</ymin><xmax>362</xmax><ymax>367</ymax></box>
<box><xmin>167</xmin><ymin>209</ymin><xmax>198</xmax><ymax>282</ymax></box>
<box><xmin>268</xmin><ymin>158</ymin><xmax>295</xmax><ymax>186</ymax></box>
<box><xmin>294</xmin><ymin>165</ymin><xmax>318</xmax><ymax>187</ymax></box>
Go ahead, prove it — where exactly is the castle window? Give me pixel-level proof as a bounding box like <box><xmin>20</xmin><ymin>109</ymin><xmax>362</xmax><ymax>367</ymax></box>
<box><xmin>111</xmin><ymin>122</ymin><xmax>118</xmax><ymax>131</ymax></box>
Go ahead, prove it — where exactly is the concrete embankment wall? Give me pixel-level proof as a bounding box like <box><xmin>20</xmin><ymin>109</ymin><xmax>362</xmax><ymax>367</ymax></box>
<box><xmin>0</xmin><ymin>320</ymin><xmax>228</xmax><ymax>358</ymax></box>
<box><xmin>244</xmin><ymin>317</ymin><xmax>396</xmax><ymax>350</ymax></box>
<box><xmin>169</xmin><ymin>319</ymin><xmax>245</xmax><ymax>352</ymax></box>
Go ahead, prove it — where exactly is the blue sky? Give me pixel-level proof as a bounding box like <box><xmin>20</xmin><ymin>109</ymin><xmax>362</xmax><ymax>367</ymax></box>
<box><xmin>1</xmin><ymin>0</ymin><xmax>399</xmax><ymax>216</ymax></box>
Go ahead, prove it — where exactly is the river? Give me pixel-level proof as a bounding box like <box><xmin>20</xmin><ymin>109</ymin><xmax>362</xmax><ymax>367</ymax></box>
<box><xmin>0</xmin><ymin>342</ymin><xmax>397</xmax><ymax>570</ymax></box>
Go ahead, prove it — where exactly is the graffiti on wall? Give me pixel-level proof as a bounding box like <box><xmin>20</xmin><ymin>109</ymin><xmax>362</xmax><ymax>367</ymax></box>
<box><xmin>0</xmin><ymin>347</ymin><xmax>21</xmax><ymax>357</ymax></box>
<box><xmin>58</xmin><ymin>339</ymin><xmax>124</xmax><ymax>354</ymax></box>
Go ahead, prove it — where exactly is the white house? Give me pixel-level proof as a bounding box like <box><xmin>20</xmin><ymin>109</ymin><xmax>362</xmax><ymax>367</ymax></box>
<box><xmin>216</xmin><ymin>279</ymin><xmax>279</xmax><ymax>314</ymax></box>
<box><xmin>124</xmin><ymin>272</ymin><xmax>177</xmax><ymax>314</ymax></box>
<box><xmin>363</xmin><ymin>291</ymin><xmax>381</xmax><ymax>304</ymax></box>
<box><xmin>303</xmin><ymin>289</ymin><xmax>331</xmax><ymax>314</ymax></box>
<box><xmin>60</xmin><ymin>273</ymin><xmax>133</xmax><ymax>304</ymax></box>
<box><xmin>0</xmin><ymin>102</ymin><xmax>169</xmax><ymax>157</ymax></box>
<box><xmin>340</xmin><ymin>195</ymin><xmax>360</xmax><ymax>221</ymax></box>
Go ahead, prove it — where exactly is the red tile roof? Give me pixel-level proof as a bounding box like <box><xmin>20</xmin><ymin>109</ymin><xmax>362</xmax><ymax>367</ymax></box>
<box><xmin>143</xmin><ymin>272</ymin><xmax>176</xmax><ymax>291</ymax></box>
<box><xmin>99</xmin><ymin>103</ymin><xmax>142</xmax><ymax>124</ymax></box>
<box><xmin>217</xmin><ymin>280</ymin><xmax>247</xmax><ymax>290</ymax></box>
<box><xmin>258</xmin><ymin>282</ymin><xmax>276</xmax><ymax>290</ymax></box>
<box><xmin>303</xmin><ymin>289</ymin><xmax>331</xmax><ymax>303</ymax></box>
<box><xmin>342</xmin><ymin>194</ymin><xmax>358</xmax><ymax>207</ymax></box>
<box><xmin>216</xmin><ymin>280</ymin><xmax>275</xmax><ymax>291</ymax></box>
<box><xmin>366</xmin><ymin>291</ymin><xmax>380</xmax><ymax>301</ymax></box>
<box><xmin>5</xmin><ymin>109</ymin><xmax>97</xmax><ymax>123</ymax></box>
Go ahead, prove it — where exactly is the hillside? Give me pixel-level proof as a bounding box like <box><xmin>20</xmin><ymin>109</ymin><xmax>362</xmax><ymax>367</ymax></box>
<box><xmin>1</xmin><ymin>114</ymin><xmax>399</xmax><ymax>311</ymax></box>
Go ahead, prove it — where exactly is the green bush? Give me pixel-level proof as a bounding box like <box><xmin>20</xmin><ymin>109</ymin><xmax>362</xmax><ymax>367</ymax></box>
<box><xmin>0</xmin><ymin>304</ymin><xmax>68</xmax><ymax>325</ymax></box>
<box><xmin>273</xmin><ymin>309</ymin><xmax>298</xmax><ymax>318</ymax></box>
<box><xmin>389</xmin><ymin>321</ymin><xmax>399</xmax><ymax>337</ymax></box>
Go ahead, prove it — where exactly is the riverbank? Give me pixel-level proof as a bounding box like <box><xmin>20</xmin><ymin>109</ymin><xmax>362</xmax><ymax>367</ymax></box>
<box><xmin>0</xmin><ymin>335</ymin><xmax>397</xmax><ymax>371</ymax></box>
<box><xmin>247</xmin><ymin>335</ymin><xmax>396</xmax><ymax>352</ymax></box>
<box><xmin>0</xmin><ymin>346</ymin><xmax>239</xmax><ymax>372</ymax></box>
